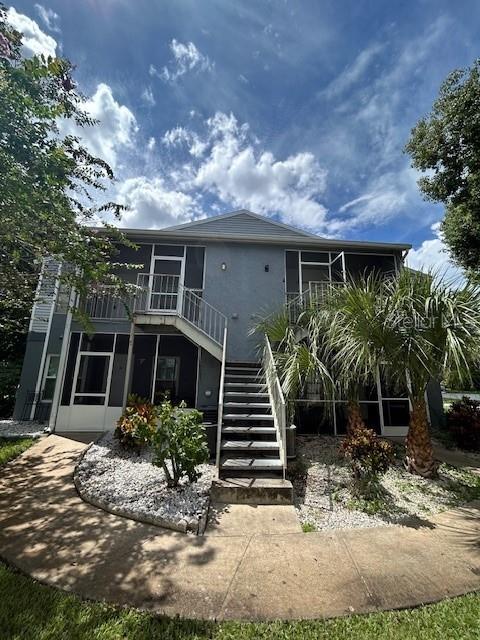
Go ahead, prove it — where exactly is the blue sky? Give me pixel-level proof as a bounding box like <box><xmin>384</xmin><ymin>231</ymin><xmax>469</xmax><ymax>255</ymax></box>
<box><xmin>7</xmin><ymin>1</ymin><xmax>480</xmax><ymax>273</ymax></box>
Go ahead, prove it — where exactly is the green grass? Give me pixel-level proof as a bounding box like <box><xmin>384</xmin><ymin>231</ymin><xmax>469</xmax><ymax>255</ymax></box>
<box><xmin>0</xmin><ymin>562</ymin><xmax>479</xmax><ymax>640</ymax></box>
<box><xmin>0</xmin><ymin>437</ymin><xmax>34</xmax><ymax>466</ymax></box>
<box><xmin>301</xmin><ymin>522</ymin><xmax>316</xmax><ymax>533</ymax></box>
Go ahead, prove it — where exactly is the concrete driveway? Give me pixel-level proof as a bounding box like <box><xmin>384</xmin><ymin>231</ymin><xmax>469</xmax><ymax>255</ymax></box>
<box><xmin>0</xmin><ymin>436</ymin><xmax>478</xmax><ymax>621</ymax></box>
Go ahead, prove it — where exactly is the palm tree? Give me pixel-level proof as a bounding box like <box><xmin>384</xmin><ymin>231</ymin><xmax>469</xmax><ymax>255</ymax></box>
<box><xmin>252</xmin><ymin>307</ymin><xmax>335</xmax><ymax>422</ymax></box>
<box><xmin>322</xmin><ymin>269</ymin><xmax>480</xmax><ymax>478</ymax></box>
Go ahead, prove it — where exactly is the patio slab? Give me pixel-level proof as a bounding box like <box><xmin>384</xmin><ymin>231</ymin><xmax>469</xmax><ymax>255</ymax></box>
<box><xmin>0</xmin><ymin>435</ymin><xmax>479</xmax><ymax>621</ymax></box>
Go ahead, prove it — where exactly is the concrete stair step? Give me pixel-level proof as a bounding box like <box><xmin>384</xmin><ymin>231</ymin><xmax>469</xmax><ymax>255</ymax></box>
<box><xmin>223</xmin><ymin>402</ymin><xmax>271</xmax><ymax>409</ymax></box>
<box><xmin>211</xmin><ymin>477</ymin><xmax>293</xmax><ymax>505</ymax></box>
<box><xmin>223</xmin><ymin>414</ymin><xmax>274</xmax><ymax>421</ymax></box>
<box><xmin>224</xmin><ymin>391</ymin><xmax>269</xmax><ymax>399</ymax></box>
<box><xmin>222</xmin><ymin>426</ymin><xmax>276</xmax><ymax>435</ymax></box>
<box><xmin>221</xmin><ymin>439</ymin><xmax>279</xmax><ymax>451</ymax></box>
<box><xmin>224</xmin><ymin>382</ymin><xmax>265</xmax><ymax>388</ymax></box>
<box><xmin>220</xmin><ymin>457</ymin><xmax>283</xmax><ymax>471</ymax></box>
<box><xmin>225</xmin><ymin>367</ymin><xmax>262</xmax><ymax>374</ymax></box>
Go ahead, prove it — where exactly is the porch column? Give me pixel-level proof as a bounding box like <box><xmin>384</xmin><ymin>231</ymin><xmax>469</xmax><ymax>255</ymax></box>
<box><xmin>122</xmin><ymin>318</ymin><xmax>136</xmax><ymax>410</ymax></box>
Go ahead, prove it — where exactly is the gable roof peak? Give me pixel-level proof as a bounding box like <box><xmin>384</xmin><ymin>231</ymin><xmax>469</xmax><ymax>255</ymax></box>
<box><xmin>164</xmin><ymin>209</ymin><xmax>324</xmax><ymax>240</ymax></box>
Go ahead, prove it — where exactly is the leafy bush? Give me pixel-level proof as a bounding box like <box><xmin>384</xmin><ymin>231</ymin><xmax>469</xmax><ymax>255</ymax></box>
<box><xmin>340</xmin><ymin>427</ymin><xmax>395</xmax><ymax>498</ymax></box>
<box><xmin>151</xmin><ymin>399</ymin><xmax>209</xmax><ymax>487</ymax></box>
<box><xmin>115</xmin><ymin>395</ymin><xmax>158</xmax><ymax>448</ymax></box>
<box><xmin>446</xmin><ymin>396</ymin><xmax>480</xmax><ymax>451</ymax></box>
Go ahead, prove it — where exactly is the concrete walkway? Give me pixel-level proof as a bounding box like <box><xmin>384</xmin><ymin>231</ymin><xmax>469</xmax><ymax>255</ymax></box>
<box><xmin>0</xmin><ymin>436</ymin><xmax>479</xmax><ymax>621</ymax></box>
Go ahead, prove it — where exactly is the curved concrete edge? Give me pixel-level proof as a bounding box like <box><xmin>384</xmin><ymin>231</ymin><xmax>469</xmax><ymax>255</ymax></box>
<box><xmin>72</xmin><ymin>441</ymin><xmax>209</xmax><ymax>536</ymax></box>
<box><xmin>0</xmin><ymin>436</ymin><xmax>479</xmax><ymax>622</ymax></box>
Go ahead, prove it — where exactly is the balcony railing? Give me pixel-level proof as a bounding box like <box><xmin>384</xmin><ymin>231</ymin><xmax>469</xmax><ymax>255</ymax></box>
<box><xmin>80</xmin><ymin>285</ymin><xmax>133</xmax><ymax>321</ymax></box>
<box><xmin>80</xmin><ymin>273</ymin><xmax>227</xmax><ymax>347</ymax></box>
<box><xmin>286</xmin><ymin>280</ymin><xmax>344</xmax><ymax>323</ymax></box>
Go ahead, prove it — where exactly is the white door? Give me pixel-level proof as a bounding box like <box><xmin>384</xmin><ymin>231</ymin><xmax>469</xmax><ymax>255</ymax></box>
<box><xmin>149</xmin><ymin>257</ymin><xmax>184</xmax><ymax>312</ymax></box>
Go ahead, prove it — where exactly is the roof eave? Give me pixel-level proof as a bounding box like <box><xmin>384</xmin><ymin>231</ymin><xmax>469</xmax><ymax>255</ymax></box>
<box><xmin>98</xmin><ymin>227</ymin><xmax>411</xmax><ymax>251</ymax></box>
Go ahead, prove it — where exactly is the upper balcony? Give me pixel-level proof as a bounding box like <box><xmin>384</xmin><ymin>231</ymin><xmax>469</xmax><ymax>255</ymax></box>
<box><xmin>79</xmin><ymin>273</ymin><xmax>227</xmax><ymax>358</ymax></box>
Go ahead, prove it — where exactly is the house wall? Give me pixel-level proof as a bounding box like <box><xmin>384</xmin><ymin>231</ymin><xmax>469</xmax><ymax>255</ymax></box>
<box><xmin>202</xmin><ymin>242</ymin><xmax>287</xmax><ymax>361</ymax></box>
<box><xmin>13</xmin><ymin>232</ymin><xmax>406</xmax><ymax>432</ymax></box>
<box><xmin>13</xmin><ymin>313</ymin><xmax>67</xmax><ymax>421</ymax></box>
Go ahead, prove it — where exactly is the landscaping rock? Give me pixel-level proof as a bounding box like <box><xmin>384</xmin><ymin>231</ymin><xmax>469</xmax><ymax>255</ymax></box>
<box><xmin>290</xmin><ymin>435</ymin><xmax>480</xmax><ymax>532</ymax></box>
<box><xmin>74</xmin><ymin>432</ymin><xmax>215</xmax><ymax>535</ymax></box>
<box><xmin>0</xmin><ymin>420</ymin><xmax>48</xmax><ymax>439</ymax></box>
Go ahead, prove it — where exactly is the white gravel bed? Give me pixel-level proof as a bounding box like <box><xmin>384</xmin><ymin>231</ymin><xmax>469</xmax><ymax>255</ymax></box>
<box><xmin>0</xmin><ymin>420</ymin><xmax>49</xmax><ymax>439</ymax></box>
<box><xmin>75</xmin><ymin>431</ymin><xmax>215</xmax><ymax>534</ymax></box>
<box><xmin>290</xmin><ymin>435</ymin><xmax>480</xmax><ymax>532</ymax></box>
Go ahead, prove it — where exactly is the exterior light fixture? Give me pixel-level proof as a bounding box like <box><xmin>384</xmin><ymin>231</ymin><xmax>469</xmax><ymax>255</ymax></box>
<box><xmin>221</xmin><ymin>262</ymin><xmax>227</xmax><ymax>271</ymax></box>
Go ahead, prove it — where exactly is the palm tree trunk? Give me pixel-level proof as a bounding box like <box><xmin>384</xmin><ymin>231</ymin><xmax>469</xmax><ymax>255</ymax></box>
<box><xmin>347</xmin><ymin>400</ymin><xmax>365</xmax><ymax>433</ymax></box>
<box><xmin>405</xmin><ymin>397</ymin><xmax>438</xmax><ymax>478</ymax></box>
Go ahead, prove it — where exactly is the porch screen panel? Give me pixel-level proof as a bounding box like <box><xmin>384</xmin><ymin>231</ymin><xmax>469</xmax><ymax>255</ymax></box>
<box><xmin>184</xmin><ymin>246</ymin><xmax>205</xmax><ymax>290</ymax></box>
<box><xmin>130</xmin><ymin>335</ymin><xmax>157</xmax><ymax>399</ymax></box>
<box><xmin>154</xmin><ymin>244</ymin><xmax>184</xmax><ymax>256</ymax></box>
<box><xmin>61</xmin><ymin>332</ymin><xmax>80</xmax><ymax>405</ymax></box>
<box><xmin>108</xmin><ymin>334</ymin><xmax>129</xmax><ymax>406</ymax></box>
<box><xmin>285</xmin><ymin>251</ymin><xmax>300</xmax><ymax>293</ymax></box>
<box><xmin>344</xmin><ymin>254</ymin><xmax>396</xmax><ymax>280</ymax></box>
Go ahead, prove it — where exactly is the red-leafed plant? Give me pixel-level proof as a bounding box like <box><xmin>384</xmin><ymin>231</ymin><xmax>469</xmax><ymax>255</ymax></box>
<box><xmin>115</xmin><ymin>395</ymin><xmax>158</xmax><ymax>448</ymax></box>
<box><xmin>446</xmin><ymin>396</ymin><xmax>480</xmax><ymax>451</ymax></box>
<box><xmin>340</xmin><ymin>427</ymin><xmax>395</xmax><ymax>497</ymax></box>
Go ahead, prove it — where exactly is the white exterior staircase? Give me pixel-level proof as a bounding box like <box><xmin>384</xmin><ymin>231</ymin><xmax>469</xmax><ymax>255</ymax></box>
<box><xmin>213</xmin><ymin>360</ymin><xmax>293</xmax><ymax>504</ymax></box>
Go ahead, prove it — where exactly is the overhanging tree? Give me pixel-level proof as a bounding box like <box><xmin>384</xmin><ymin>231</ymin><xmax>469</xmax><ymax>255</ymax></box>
<box><xmin>0</xmin><ymin>4</ymin><xmax>132</xmax><ymax>338</ymax></box>
<box><xmin>405</xmin><ymin>60</ymin><xmax>480</xmax><ymax>275</ymax></box>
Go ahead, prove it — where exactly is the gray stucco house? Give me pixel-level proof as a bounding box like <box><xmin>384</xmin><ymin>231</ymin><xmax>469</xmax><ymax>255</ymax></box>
<box><xmin>14</xmin><ymin>210</ymin><xmax>442</xmax><ymax>479</ymax></box>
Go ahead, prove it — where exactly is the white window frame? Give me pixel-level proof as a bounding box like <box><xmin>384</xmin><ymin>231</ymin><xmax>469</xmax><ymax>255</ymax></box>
<box><xmin>41</xmin><ymin>354</ymin><xmax>60</xmax><ymax>403</ymax></box>
<box><xmin>71</xmin><ymin>334</ymin><xmax>116</xmax><ymax>407</ymax></box>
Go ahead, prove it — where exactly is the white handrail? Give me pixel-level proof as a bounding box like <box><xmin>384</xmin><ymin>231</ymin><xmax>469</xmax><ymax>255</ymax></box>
<box><xmin>81</xmin><ymin>274</ymin><xmax>227</xmax><ymax>347</ymax></box>
<box><xmin>263</xmin><ymin>334</ymin><xmax>287</xmax><ymax>478</ymax></box>
<box><xmin>215</xmin><ymin>326</ymin><xmax>228</xmax><ymax>477</ymax></box>
<box><xmin>79</xmin><ymin>285</ymin><xmax>133</xmax><ymax>320</ymax></box>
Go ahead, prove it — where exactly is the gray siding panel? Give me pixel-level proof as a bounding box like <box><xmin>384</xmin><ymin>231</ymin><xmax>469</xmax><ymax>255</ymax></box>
<box><xmin>174</xmin><ymin>212</ymin><xmax>312</xmax><ymax>239</ymax></box>
<box><xmin>203</xmin><ymin>242</ymin><xmax>286</xmax><ymax>360</ymax></box>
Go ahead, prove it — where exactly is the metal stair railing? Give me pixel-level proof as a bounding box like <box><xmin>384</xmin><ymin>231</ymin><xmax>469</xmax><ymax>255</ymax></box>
<box><xmin>263</xmin><ymin>334</ymin><xmax>287</xmax><ymax>479</ymax></box>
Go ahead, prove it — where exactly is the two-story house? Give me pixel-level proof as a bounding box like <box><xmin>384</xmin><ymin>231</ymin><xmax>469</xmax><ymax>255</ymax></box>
<box><xmin>13</xmin><ymin>210</ymin><xmax>443</xmax><ymax>480</ymax></box>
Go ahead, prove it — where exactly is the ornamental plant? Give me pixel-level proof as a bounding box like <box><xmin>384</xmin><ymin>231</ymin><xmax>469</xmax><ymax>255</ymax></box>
<box><xmin>115</xmin><ymin>395</ymin><xmax>158</xmax><ymax>448</ymax></box>
<box><xmin>340</xmin><ymin>427</ymin><xmax>395</xmax><ymax>498</ymax></box>
<box><xmin>446</xmin><ymin>396</ymin><xmax>480</xmax><ymax>451</ymax></box>
<box><xmin>151</xmin><ymin>399</ymin><xmax>209</xmax><ymax>488</ymax></box>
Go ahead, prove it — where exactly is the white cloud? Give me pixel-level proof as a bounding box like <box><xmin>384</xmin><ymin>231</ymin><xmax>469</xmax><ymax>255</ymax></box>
<box><xmin>159</xmin><ymin>39</ymin><xmax>214</xmax><ymax>82</ymax></box>
<box><xmin>162</xmin><ymin>126</ymin><xmax>207</xmax><ymax>158</ymax></box>
<box><xmin>7</xmin><ymin>7</ymin><xmax>57</xmax><ymax>58</ymax></box>
<box><xmin>116</xmin><ymin>176</ymin><xmax>198</xmax><ymax>229</ymax></box>
<box><xmin>141</xmin><ymin>86</ymin><xmax>156</xmax><ymax>106</ymax></box>
<box><xmin>407</xmin><ymin>222</ymin><xmax>463</xmax><ymax>281</ymax></box>
<box><xmin>147</xmin><ymin>137</ymin><xmax>156</xmax><ymax>151</ymax></box>
<box><xmin>34</xmin><ymin>4</ymin><xmax>61</xmax><ymax>33</ymax></box>
<box><xmin>189</xmin><ymin>112</ymin><xmax>328</xmax><ymax>230</ymax></box>
<box><xmin>334</xmin><ymin>168</ymin><xmax>415</xmax><ymax>231</ymax></box>
<box><xmin>59</xmin><ymin>83</ymin><xmax>137</xmax><ymax>169</ymax></box>
<box><xmin>324</xmin><ymin>42</ymin><xmax>384</xmax><ymax>98</ymax></box>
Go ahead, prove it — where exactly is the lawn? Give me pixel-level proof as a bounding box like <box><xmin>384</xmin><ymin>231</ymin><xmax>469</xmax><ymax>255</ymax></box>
<box><xmin>0</xmin><ymin>562</ymin><xmax>478</xmax><ymax>640</ymax></box>
<box><xmin>0</xmin><ymin>437</ymin><xmax>34</xmax><ymax>466</ymax></box>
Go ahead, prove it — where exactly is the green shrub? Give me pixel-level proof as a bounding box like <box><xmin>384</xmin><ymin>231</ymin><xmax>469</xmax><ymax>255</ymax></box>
<box><xmin>340</xmin><ymin>427</ymin><xmax>394</xmax><ymax>498</ymax></box>
<box><xmin>446</xmin><ymin>396</ymin><xmax>480</xmax><ymax>451</ymax></box>
<box><xmin>115</xmin><ymin>395</ymin><xmax>158</xmax><ymax>447</ymax></box>
<box><xmin>151</xmin><ymin>399</ymin><xmax>209</xmax><ymax>487</ymax></box>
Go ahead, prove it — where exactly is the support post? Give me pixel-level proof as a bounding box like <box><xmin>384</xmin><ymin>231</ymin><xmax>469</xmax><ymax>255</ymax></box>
<box><xmin>122</xmin><ymin>317</ymin><xmax>136</xmax><ymax>410</ymax></box>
